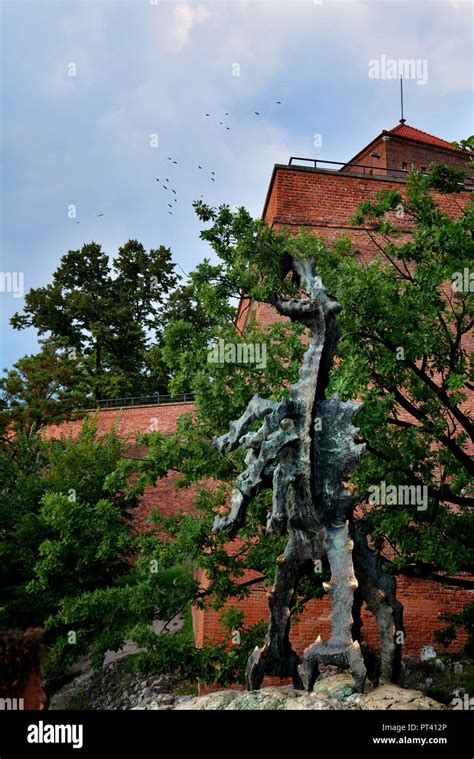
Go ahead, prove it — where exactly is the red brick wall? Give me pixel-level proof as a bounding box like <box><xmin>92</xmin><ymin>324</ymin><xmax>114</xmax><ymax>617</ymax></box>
<box><xmin>194</xmin><ymin>572</ymin><xmax>471</xmax><ymax>658</ymax></box>
<box><xmin>194</xmin><ymin>570</ymin><xmax>472</xmax><ymax>693</ymax></box>
<box><xmin>342</xmin><ymin>135</ymin><xmax>389</xmax><ymax>176</ymax></box>
<box><xmin>343</xmin><ymin>134</ymin><xmax>470</xmax><ymax>179</ymax></box>
<box><xmin>43</xmin><ymin>377</ymin><xmax>471</xmax><ymax>674</ymax></box>
<box><xmin>266</xmin><ymin>166</ymin><xmax>469</xmax><ymax>232</ymax></box>
<box><xmin>46</xmin><ymin>402</ymin><xmax>197</xmax><ymax>530</ymax></box>
<box><xmin>46</xmin><ymin>401</ymin><xmax>194</xmax><ymax>440</ymax></box>
<box><xmin>386</xmin><ymin>136</ymin><xmax>472</xmax><ymax>177</ymax></box>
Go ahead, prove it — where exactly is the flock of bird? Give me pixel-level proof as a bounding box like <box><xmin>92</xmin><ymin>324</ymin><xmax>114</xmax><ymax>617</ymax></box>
<box><xmin>154</xmin><ymin>156</ymin><xmax>214</xmax><ymax>215</ymax></box>
<box><xmin>153</xmin><ymin>103</ymin><xmax>283</xmax><ymax>216</ymax></box>
<box><xmin>72</xmin><ymin>102</ymin><xmax>283</xmax><ymax>222</ymax></box>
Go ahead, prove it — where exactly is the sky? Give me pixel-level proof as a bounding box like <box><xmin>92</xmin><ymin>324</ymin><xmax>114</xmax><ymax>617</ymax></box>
<box><xmin>1</xmin><ymin>0</ymin><xmax>473</xmax><ymax>371</ymax></box>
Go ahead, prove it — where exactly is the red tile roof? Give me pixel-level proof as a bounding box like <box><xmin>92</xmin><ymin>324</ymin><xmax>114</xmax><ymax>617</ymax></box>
<box><xmin>385</xmin><ymin>123</ymin><xmax>460</xmax><ymax>151</ymax></box>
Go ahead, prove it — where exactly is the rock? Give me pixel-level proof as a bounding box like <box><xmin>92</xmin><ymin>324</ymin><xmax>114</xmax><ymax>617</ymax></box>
<box><xmin>175</xmin><ymin>674</ymin><xmax>445</xmax><ymax>711</ymax></box>
<box><xmin>453</xmin><ymin>662</ymin><xmax>464</xmax><ymax>674</ymax></box>
<box><xmin>311</xmin><ymin>673</ymin><xmax>357</xmax><ymax>699</ymax></box>
<box><xmin>434</xmin><ymin>658</ymin><xmax>445</xmax><ymax>670</ymax></box>
<box><xmin>148</xmin><ymin>700</ymin><xmax>173</xmax><ymax>710</ymax></box>
<box><xmin>420</xmin><ymin>645</ymin><xmax>437</xmax><ymax>661</ymax></box>
<box><xmin>156</xmin><ymin>694</ymin><xmax>175</xmax><ymax>704</ymax></box>
<box><xmin>361</xmin><ymin>684</ymin><xmax>444</xmax><ymax>711</ymax></box>
<box><xmin>176</xmin><ymin>690</ymin><xmax>239</xmax><ymax>711</ymax></box>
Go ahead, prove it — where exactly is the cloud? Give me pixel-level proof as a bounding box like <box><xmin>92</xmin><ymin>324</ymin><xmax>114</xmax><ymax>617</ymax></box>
<box><xmin>40</xmin><ymin>3</ymin><xmax>105</xmax><ymax>95</ymax></box>
<box><xmin>168</xmin><ymin>3</ymin><xmax>209</xmax><ymax>52</ymax></box>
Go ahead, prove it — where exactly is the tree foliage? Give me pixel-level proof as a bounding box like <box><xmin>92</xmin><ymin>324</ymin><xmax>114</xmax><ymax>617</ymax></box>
<box><xmin>10</xmin><ymin>240</ymin><xmax>178</xmax><ymax>399</ymax></box>
<box><xmin>0</xmin><ymin>337</ymin><xmax>91</xmax><ymax>438</ymax></box>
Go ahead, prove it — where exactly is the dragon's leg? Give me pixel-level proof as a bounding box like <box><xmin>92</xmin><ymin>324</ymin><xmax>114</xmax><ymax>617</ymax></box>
<box><xmin>299</xmin><ymin>521</ymin><xmax>367</xmax><ymax>692</ymax></box>
<box><xmin>246</xmin><ymin>530</ymin><xmax>315</xmax><ymax>691</ymax></box>
<box><xmin>352</xmin><ymin>529</ymin><xmax>404</xmax><ymax>683</ymax></box>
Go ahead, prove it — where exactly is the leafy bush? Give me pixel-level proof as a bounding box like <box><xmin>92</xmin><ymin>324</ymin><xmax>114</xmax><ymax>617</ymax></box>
<box><xmin>435</xmin><ymin>603</ymin><xmax>474</xmax><ymax>657</ymax></box>
<box><xmin>129</xmin><ymin>610</ymin><xmax>267</xmax><ymax>687</ymax></box>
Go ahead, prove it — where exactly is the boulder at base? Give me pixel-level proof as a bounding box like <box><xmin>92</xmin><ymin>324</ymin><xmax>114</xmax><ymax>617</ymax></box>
<box><xmin>175</xmin><ymin>674</ymin><xmax>445</xmax><ymax>711</ymax></box>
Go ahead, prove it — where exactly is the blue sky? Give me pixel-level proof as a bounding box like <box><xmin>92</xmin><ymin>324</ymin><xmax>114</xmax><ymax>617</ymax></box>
<box><xmin>1</xmin><ymin>0</ymin><xmax>472</xmax><ymax>371</ymax></box>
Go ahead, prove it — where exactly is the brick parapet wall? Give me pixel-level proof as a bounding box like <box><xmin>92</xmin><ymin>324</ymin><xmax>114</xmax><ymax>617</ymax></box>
<box><xmin>46</xmin><ymin>401</ymin><xmax>195</xmax><ymax>440</ymax></box>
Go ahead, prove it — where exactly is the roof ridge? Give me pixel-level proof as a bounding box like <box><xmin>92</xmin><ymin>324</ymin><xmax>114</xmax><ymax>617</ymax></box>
<box><xmin>387</xmin><ymin>123</ymin><xmax>459</xmax><ymax>151</ymax></box>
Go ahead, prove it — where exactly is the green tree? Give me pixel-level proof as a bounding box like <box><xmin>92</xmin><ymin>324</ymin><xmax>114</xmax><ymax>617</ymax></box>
<box><xmin>0</xmin><ymin>421</ymin><xmax>132</xmax><ymax>632</ymax></box>
<box><xmin>451</xmin><ymin>135</ymin><xmax>474</xmax><ymax>153</ymax></box>
<box><xmin>143</xmin><ymin>281</ymin><xmax>220</xmax><ymax>397</ymax></box>
<box><xmin>0</xmin><ymin>337</ymin><xmax>91</xmax><ymax>438</ymax></box>
<box><xmin>1</xmin><ymin>418</ymin><xmax>206</xmax><ymax>685</ymax></box>
<box><xmin>11</xmin><ymin>240</ymin><xmax>178</xmax><ymax>399</ymax></box>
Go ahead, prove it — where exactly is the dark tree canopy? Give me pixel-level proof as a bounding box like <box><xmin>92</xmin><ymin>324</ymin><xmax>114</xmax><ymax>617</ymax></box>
<box><xmin>11</xmin><ymin>240</ymin><xmax>179</xmax><ymax>399</ymax></box>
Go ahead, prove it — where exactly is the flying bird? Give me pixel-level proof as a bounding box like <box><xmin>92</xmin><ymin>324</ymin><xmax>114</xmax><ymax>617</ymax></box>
<box><xmin>211</xmin><ymin>171</ymin><xmax>215</xmax><ymax>175</ymax></box>
<box><xmin>172</xmin><ymin>161</ymin><xmax>178</xmax><ymax>165</ymax></box>
<box><xmin>205</xmin><ymin>113</ymin><xmax>210</xmax><ymax>116</ymax></box>
<box><xmin>276</xmin><ymin>101</ymin><xmax>282</xmax><ymax>104</ymax></box>
<box><xmin>198</xmin><ymin>165</ymin><xmax>203</xmax><ymax>169</ymax></box>
<box><xmin>171</xmin><ymin>189</ymin><xmax>176</xmax><ymax>194</ymax></box>
<box><xmin>97</xmin><ymin>214</ymin><xmax>104</xmax><ymax>217</ymax></box>
<box><xmin>168</xmin><ymin>211</ymin><xmax>173</xmax><ymax>215</ymax></box>
<box><xmin>168</xmin><ymin>203</ymin><xmax>173</xmax><ymax>208</ymax></box>
<box><xmin>254</xmin><ymin>112</ymin><xmax>260</xmax><ymax>115</ymax></box>
<box><xmin>155</xmin><ymin>178</ymin><xmax>160</xmax><ymax>182</ymax></box>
